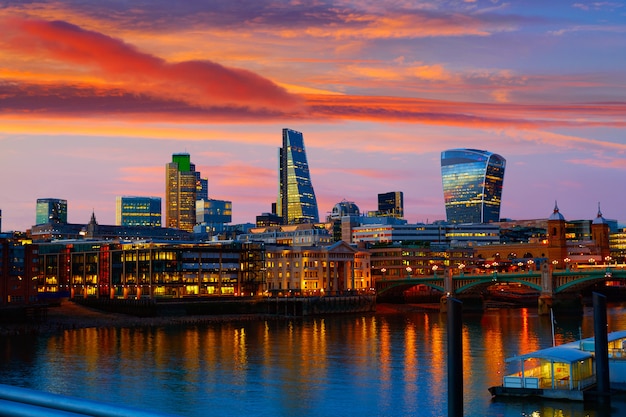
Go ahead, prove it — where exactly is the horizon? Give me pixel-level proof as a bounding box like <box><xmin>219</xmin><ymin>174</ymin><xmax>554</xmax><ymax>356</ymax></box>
<box><xmin>1</xmin><ymin>1</ymin><xmax>625</xmax><ymax>232</ymax></box>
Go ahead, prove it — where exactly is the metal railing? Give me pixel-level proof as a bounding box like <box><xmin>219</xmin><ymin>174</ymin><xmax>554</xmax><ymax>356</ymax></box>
<box><xmin>0</xmin><ymin>384</ymin><xmax>181</xmax><ymax>417</ymax></box>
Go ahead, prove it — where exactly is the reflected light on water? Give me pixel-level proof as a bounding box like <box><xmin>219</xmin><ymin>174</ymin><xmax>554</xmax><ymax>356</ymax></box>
<box><xmin>2</xmin><ymin>303</ymin><xmax>626</xmax><ymax>417</ymax></box>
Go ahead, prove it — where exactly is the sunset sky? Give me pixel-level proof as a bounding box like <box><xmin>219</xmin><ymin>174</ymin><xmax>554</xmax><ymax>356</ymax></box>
<box><xmin>1</xmin><ymin>0</ymin><xmax>625</xmax><ymax>232</ymax></box>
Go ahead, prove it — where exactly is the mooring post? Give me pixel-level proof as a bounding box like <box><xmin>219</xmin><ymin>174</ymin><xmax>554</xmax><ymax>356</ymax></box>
<box><xmin>593</xmin><ymin>292</ymin><xmax>611</xmax><ymax>405</ymax></box>
<box><xmin>447</xmin><ymin>297</ymin><xmax>463</xmax><ymax>417</ymax></box>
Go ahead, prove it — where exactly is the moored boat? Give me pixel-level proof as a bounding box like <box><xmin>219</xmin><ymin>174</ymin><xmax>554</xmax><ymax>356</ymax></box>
<box><xmin>488</xmin><ymin>345</ymin><xmax>596</xmax><ymax>401</ymax></box>
<box><xmin>489</xmin><ymin>330</ymin><xmax>626</xmax><ymax>401</ymax></box>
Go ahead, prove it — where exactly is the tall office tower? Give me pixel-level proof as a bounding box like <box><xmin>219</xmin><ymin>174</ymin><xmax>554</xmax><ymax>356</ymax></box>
<box><xmin>166</xmin><ymin>153</ymin><xmax>198</xmax><ymax>232</ymax></box>
<box><xmin>196</xmin><ymin>173</ymin><xmax>208</xmax><ymax>201</ymax></box>
<box><xmin>277</xmin><ymin>128</ymin><xmax>319</xmax><ymax>224</ymax></box>
<box><xmin>35</xmin><ymin>198</ymin><xmax>68</xmax><ymax>224</ymax></box>
<box><xmin>441</xmin><ymin>149</ymin><xmax>506</xmax><ymax>224</ymax></box>
<box><xmin>378</xmin><ymin>191</ymin><xmax>404</xmax><ymax>218</ymax></box>
<box><xmin>115</xmin><ymin>196</ymin><xmax>162</xmax><ymax>227</ymax></box>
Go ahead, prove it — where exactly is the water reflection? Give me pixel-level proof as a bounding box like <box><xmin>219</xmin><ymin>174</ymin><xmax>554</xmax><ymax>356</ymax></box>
<box><xmin>0</xmin><ymin>303</ymin><xmax>625</xmax><ymax>417</ymax></box>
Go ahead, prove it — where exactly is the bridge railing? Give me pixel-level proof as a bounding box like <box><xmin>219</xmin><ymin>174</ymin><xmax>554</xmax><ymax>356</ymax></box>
<box><xmin>0</xmin><ymin>384</ymin><xmax>181</xmax><ymax>417</ymax></box>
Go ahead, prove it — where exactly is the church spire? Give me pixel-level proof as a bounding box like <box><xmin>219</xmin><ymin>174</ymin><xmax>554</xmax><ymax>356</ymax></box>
<box><xmin>548</xmin><ymin>201</ymin><xmax>565</xmax><ymax>221</ymax></box>
<box><xmin>593</xmin><ymin>202</ymin><xmax>607</xmax><ymax>225</ymax></box>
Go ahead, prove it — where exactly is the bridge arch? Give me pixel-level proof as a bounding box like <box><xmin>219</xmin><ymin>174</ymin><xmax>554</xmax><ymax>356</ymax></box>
<box><xmin>455</xmin><ymin>276</ymin><xmax>542</xmax><ymax>294</ymax></box>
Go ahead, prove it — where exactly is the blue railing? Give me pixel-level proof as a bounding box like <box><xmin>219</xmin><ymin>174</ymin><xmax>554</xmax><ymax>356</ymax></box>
<box><xmin>0</xmin><ymin>384</ymin><xmax>181</xmax><ymax>417</ymax></box>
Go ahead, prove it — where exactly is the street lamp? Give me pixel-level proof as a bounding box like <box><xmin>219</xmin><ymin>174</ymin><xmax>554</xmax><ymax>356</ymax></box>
<box><xmin>564</xmin><ymin>257</ymin><xmax>571</xmax><ymax>271</ymax></box>
<box><xmin>381</xmin><ymin>267</ymin><xmax>387</xmax><ymax>281</ymax></box>
<box><xmin>406</xmin><ymin>266</ymin><xmax>412</xmax><ymax>278</ymax></box>
<box><xmin>458</xmin><ymin>263</ymin><xmax>465</xmax><ymax>276</ymax></box>
<box><xmin>432</xmin><ymin>265</ymin><xmax>438</xmax><ymax>277</ymax></box>
<box><xmin>527</xmin><ymin>259</ymin><xmax>535</xmax><ymax>271</ymax></box>
<box><xmin>517</xmin><ymin>261</ymin><xmax>524</xmax><ymax>272</ymax></box>
<box><xmin>552</xmin><ymin>260</ymin><xmax>558</xmax><ymax>269</ymax></box>
<box><xmin>605</xmin><ymin>256</ymin><xmax>612</xmax><ymax>265</ymax></box>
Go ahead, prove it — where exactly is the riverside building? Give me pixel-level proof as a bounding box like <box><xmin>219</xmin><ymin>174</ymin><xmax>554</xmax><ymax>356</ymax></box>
<box><xmin>264</xmin><ymin>241</ymin><xmax>371</xmax><ymax>295</ymax></box>
<box><xmin>34</xmin><ymin>240</ymin><xmax>265</xmax><ymax>299</ymax></box>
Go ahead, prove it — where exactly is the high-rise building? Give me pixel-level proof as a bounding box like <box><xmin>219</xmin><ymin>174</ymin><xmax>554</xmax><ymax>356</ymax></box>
<box><xmin>36</xmin><ymin>198</ymin><xmax>68</xmax><ymax>225</ymax></box>
<box><xmin>116</xmin><ymin>196</ymin><xmax>162</xmax><ymax>227</ymax></box>
<box><xmin>195</xmin><ymin>198</ymin><xmax>233</xmax><ymax>236</ymax></box>
<box><xmin>277</xmin><ymin>128</ymin><xmax>319</xmax><ymax>224</ymax></box>
<box><xmin>166</xmin><ymin>153</ymin><xmax>197</xmax><ymax>232</ymax></box>
<box><xmin>441</xmin><ymin>149</ymin><xmax>506</xmax><ymax>224</ymax></box>
<box><xmin>378</xmin><ymin>191</ymin><xmax>404</xmax><ymax>218</ymax></box>
<box><xmin>196</xmin><ymin>199</ymin><xmax>232</xmax><ymax>225</ymax></box>
<box><xmin>196</xmin><ymin>173</ymin><xmax>208</xmax><ymax>201</ymax></box>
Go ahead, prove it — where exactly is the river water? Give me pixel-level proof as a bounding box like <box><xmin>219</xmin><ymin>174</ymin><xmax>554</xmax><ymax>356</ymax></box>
<box><xmin>1</xmin><ymin>302</ymin><xmax>626</xmax><ymax>417</ymax></box>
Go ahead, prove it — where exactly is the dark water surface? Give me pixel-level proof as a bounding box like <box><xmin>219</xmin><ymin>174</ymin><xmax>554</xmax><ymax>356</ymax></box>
<box><xmin>2</xmin><ymin>303</ymin><xmax>626</xmax><ymax>417</ymax></box>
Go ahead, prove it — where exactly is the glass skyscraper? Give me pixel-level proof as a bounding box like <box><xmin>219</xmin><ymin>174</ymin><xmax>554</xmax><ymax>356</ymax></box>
<box><xmin>36</xmin><ymin>198</ymin><xmax>68</xmax><ymax>224</ymax></box>
<box><xmin>441</xmin><ymin>149</ymin><xmax>506</xmax><ymax>224</ymax></box>
<box><xmin>378</xmin><ymin>191</ymin><xmax>404</xmax><ymax>218</ymax></box>
<box><xmin>166</xmin><ymin>153</ymin><xmax>197</xmax><ymax>232</ymax></box>
<box><xmin>278</xmin><ymin>128</ymin><xmax>319</xmax><ymax>224</ymax></box>
<box><xmin>116</xmin><ymin>196</ymin><xmax>162</xmax><ymax>227</ymax></box>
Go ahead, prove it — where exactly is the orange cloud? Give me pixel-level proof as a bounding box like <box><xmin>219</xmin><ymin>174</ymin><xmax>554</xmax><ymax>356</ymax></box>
<box><xmin>303</xmin><ymin>94</ymin><xmax>626</xmax><ymax>129</ymax></box>
<box><xmin>1</xmin><ymin>17</ymin><xmax>301</xmax><ymax>111</ymax></box>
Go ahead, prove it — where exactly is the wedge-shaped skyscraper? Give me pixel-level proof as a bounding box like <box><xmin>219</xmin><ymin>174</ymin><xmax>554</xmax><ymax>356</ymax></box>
<box><xmin>441</xmin><ymin>149</ymin><xmax>506</xmax><ymax>224</ymax></box>
<box><xmin>278</xmin><ymin>129</ymin><xmax>319</xmax><ymax>224</ymax></box>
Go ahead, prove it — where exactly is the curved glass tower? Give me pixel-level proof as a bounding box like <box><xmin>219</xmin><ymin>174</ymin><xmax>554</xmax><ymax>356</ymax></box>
<box><xmin>441</xmin><ymin>149</ymin><xmax>506</xmax><ymax>224</ymax></box>
<box><xmin>278</xmin><ymin>129</ymin><xmax>319</xmax><ymax>224</ymax></box>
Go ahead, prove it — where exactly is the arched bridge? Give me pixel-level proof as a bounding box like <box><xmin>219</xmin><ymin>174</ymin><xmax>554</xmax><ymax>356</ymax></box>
<box><xmin>375</xmin><ymin>266</ymin><xmax>626</xmax><ymax>313</ymax></box>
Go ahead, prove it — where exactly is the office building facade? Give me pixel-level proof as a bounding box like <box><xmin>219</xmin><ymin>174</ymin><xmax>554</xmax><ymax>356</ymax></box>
<box><xmin>277</xmin><ymin>129</ymin><xmax>319</xmax><ymax>224</ymax></box>
<box><xmin>166</xmin><ymin>153</ymin><xmax>197</xmax><ymax>232</ymax></box>
<box><xmin>441</xmin><ymin>149</ymin><xmax>506</xmax><ymax>224</ymax></box>
<box><xmin>36</xmin><ymin>198</ymin><xmax>68</xmax><ymax>225</ymax></box>
<box><xmin>378</xmin><ymin>191</ymin><xmax>404</xmax><ymax>218</ymax></box>
<box><xmin>34</xmin><ymin>240</ymin><xmax>265</xmax><ymax>299</ymax></box>
<box><xmin>195</xmin><ymin>198</ymin><xmax>233</xmax><ymax>236</ymax></box>
<box><xmin>116</xmin><ymin>196</ymin><xmax>162</xmax><ymax>227</ymax></box>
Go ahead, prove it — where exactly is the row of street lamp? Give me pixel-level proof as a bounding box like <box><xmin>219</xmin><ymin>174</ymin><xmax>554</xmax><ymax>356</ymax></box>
<box><xmin>379</xmin><ymin>255</ymin><xmax>615</xmax><ymax>280</ymax></box>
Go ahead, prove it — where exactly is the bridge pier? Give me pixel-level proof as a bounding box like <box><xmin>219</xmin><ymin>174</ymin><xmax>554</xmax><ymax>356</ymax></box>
<box><xmin>440</xmin><ymin>295</ymin><xmax>449</xmax><ymax>313</ymax></box>
<box><xmin>538</xmin><ymin>263</ymin><xmax>553</xmax><ymax>316</ymax></box>
<box><xmin>538</xmin><ymin>295</ymin><xmax>553</xmax><ymax>315</ymax></box>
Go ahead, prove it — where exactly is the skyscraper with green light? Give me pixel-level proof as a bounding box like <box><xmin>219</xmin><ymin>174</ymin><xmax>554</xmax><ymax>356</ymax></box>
<box><xmin>166</xmin><ymin>153</ymin><xmax>197</xmax><ymax>232</ymax></box>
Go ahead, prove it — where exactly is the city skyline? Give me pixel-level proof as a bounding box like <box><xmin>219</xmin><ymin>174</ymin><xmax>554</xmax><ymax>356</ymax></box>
<box><xmin>1</xmin><ymin>1</ymin><xmax>625</xmax><ymax>231</ymax></box>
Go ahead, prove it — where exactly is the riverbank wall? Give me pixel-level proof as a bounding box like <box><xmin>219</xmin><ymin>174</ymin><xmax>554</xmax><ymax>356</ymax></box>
<box><xmin>74</xmin><ymin>295</ymin><xmax>377</xmax><ymax>317</ymax></box>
